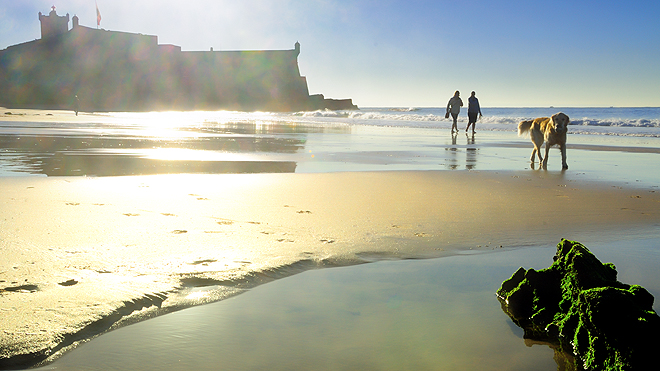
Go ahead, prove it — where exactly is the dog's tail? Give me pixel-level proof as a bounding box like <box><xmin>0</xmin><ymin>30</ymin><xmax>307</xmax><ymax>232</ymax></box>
<box><xmin>518</xmin><ymin>120</ymin><xmax>533</xmax><ymax>136</ymax></box>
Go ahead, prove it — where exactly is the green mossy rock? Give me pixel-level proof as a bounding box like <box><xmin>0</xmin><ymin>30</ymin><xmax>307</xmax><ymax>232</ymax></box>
<box><xmin>497</xmin><ymin>239</ymin><xmax>660</xmax><ymax>370</ymax></box>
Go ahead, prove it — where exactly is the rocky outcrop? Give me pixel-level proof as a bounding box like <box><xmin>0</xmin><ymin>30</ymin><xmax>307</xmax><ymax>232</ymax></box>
<box><xmin>497</xmin><ymin>239</ymin><xmax>660</xmax><ymax>370</ymax></box>
<box><xmin>309</xmin><ymin>94</ymin><xmax>358</xmax><ymax>111</ymax></box>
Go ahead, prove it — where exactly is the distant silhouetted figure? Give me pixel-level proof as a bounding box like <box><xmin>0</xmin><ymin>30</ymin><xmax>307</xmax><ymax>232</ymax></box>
<box><xmin>446</xmin><ymin>91</ymin><xmax>463</xmax><ymax>134</ymax></box>
<box><xmin>466</xmin><ymin>91</ymin><xmax>482</xmax><ymax>134</ymax></box>
<box><xmin>73</xmin><ymin>95</ymin><xmax>80</xmax><ymax>116</ymax></box>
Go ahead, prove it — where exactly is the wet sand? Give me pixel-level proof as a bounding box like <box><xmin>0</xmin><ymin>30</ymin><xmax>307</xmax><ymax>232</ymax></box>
<box><xmin>2</xmin><ymin>111</ymin><xmax>660</xmax><ymax>368</ymax></box>
<box><xmin>2</xmin><ymin>169</ymin><xmax>660</xmax><ymax>368</ymax></box>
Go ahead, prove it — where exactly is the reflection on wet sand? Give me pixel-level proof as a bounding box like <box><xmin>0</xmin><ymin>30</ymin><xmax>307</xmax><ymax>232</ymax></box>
<box><xmin>0</xmin><ymin>121</ymin><xmax>346</xmax><ymax>176</ymax></box>
<box><xmin>466</xmin><ymin>133</ymin><xmax>478</xmax><ymax>170</ymax></box>
<box><xmin>444</xmin><ymin>133</ymin><xmax>478</xmax><ymax>170</ymax></box>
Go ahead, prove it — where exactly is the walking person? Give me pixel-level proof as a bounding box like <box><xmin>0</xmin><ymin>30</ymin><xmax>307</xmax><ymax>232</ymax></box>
<box><xmin>466</xmin><ymin>91</ymin><xmax>482</xmax><ymax>134</ymax></box>
<box><xmin>73</xmin><ymin>95</ymin><xmax>80</xmax><ymax>116</ymax></box>
<box><xmin>446</xmin><ymin>91</ymin><xmax>463</xmax><ymax>134</ymax></box>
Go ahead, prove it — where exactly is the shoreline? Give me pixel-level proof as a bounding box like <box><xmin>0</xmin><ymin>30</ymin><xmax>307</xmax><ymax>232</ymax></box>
<box><xmin>3</xmin><ymin>109</ymin><xmax>660</xmax><ymax>188</ymax></box>
<box><xmin>2</xmin><ymin>170</ymin><xmax>660</xmax><ymax>368</ymax></box>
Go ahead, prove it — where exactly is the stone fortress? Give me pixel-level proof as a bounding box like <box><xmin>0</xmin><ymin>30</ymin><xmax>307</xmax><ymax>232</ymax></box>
<box><xmin>0</xmin><ymin>7</ymin><xmax>357</xmax><ymax>112</ymax></box>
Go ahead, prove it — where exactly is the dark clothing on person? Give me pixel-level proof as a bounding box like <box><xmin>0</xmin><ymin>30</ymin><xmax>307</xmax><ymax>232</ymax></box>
<box><xmin>468</xmin><ymin>112</ymin><xmax>479</xmax><ymax>124</ymax></box>
<box><xmin>468</xmin><ymin>96</ymin><xmax>481</xmax><ymax>114</ymax></box>
<box><xmin>465</xmin><ymin>93</ymin><xmax>482</xmax><ymax>133</ymax></box>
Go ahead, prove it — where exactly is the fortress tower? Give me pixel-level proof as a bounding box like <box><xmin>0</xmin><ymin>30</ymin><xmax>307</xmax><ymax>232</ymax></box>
<box><xmin>38</xmin><ymin>6</ymin><xmax>69</xmax><ymax>39</ymax></box>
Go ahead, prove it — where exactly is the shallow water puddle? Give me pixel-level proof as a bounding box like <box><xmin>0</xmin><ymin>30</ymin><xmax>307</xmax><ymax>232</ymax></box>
<box><xmin>38</xmin><ymin>237</ymin><xmax>660</xmax><ymax>371</ymax></box>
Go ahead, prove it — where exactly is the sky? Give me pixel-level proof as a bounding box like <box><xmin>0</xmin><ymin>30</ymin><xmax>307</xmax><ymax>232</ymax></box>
<box><xmin>1</xmin><ymin>0</ymin><xmax>659</xmax><ymax>107</ymax></box>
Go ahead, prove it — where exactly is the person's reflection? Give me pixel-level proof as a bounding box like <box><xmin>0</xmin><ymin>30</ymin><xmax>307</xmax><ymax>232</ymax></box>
<box><xmin>466</xmin><ymin>133</ymin><xmax>475</xmax><ymax>146</ymax></box>
<box><xmin>465</xmin><ymin>132</ymin><xmax>477</xmax><ymax>170</ymax></box>
<box><xmin>450</xmin><ymin>132</ymin><xmax>458</xmax><ymax>148</ymax></box>
<box><xmin>445</xmin><ymin>132</ymin><xmax>459</xmax><ymax>169</ymax></box>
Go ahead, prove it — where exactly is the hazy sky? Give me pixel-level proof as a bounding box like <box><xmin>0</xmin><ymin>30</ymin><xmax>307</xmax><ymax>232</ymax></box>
<box><xmin>2</xmin><ymin>0</ymin><xmax>659</xmax><ymax>107</ymax></box>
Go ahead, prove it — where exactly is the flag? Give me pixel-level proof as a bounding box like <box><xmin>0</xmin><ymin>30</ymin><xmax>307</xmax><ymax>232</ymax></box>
<box><xmin>96</xmin><ymin>2</ymin><xmax>102</xmax><ymax>27</ymax></box>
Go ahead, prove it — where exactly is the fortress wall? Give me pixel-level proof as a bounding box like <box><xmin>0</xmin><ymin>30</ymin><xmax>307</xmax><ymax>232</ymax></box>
<box><xmin>62</xmin><ymin>27</ymin><xmax>159</xmax><ymax>111</ymax></box>
<box><xmin>176</xmin><ymin>49</ymin><xmax>312</xmax><ymax>111</ymax></box>
<box><xmin>0</xmin><ymin>18</ymin><xmax>331</xmax><ymax>112</ymax></box>
<box><xmin>0</xmin><ymin>26</ymin><xmax>163</xmax><ymax>111</ymax></box>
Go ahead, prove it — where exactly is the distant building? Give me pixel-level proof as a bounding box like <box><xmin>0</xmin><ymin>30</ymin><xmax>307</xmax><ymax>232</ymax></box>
<box><xmin>39</xmin><ymin>6</ymin><xmax>70</xmax><ymax>39</ymax></box>
<box><xmin>0</xmin><ymin>8</ymin><xmax>357</xmax><ymax>112</ymax></box>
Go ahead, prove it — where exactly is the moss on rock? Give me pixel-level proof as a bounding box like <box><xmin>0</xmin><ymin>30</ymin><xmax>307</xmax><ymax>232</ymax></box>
<box><xmin>497</xmin><ymin>239</ymin><xmax>660</xmax><ymax>370</ymax></box>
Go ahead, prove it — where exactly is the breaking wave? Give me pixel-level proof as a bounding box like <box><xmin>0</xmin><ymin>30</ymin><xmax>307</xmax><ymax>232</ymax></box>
<box><xmin>289</xmin><ymin>107</ymin><xmax>660</xmax><ymax>137</ymax></box>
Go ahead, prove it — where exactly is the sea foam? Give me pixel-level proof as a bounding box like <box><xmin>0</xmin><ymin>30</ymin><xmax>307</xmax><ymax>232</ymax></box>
<box><xmin>285</xmin><ymin>107</ymin><xmax>660</xmax><ymax>137</ymax></box>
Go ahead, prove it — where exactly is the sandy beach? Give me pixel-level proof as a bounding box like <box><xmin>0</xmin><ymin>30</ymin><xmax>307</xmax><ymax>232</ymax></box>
<box><xmin>2</xmin><ymin>170</ymin><xmax>660</xmax><ymax>368</ymax></box>
<box><xmin>1</xmin><ymin>109</ymin><xmax>660</xmax><ymax>369</ymax></box>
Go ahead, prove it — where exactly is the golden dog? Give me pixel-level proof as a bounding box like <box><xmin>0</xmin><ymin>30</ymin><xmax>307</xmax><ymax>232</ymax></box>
<box><xmin>518</xmin><ymin>112</ymin><xmax>569</xmax><ymax>169</ymax></box>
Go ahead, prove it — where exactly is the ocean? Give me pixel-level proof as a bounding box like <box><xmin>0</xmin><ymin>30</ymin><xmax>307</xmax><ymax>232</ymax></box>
<box><xmin>298</xmin><ymin>107</ymin><xmax>660</xmax><ymax>136</ymax></box>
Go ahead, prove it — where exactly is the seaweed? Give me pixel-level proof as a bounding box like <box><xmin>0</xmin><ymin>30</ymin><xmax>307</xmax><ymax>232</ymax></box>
<box><xmin>497</xmin><ymin>239</ymin><xmax>659</xmax><ymax>370</ymax></box>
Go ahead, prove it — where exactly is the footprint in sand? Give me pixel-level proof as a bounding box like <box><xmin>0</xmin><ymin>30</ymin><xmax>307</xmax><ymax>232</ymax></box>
<box><xmin>58</xmin><ymin>279</ymin><xmax>78</xmax><ymax>286</ymax></box>
<box><xmin>188</xmin><ymin>259</ymin><xmax>217</xmax><ymax>266</ymax></box>
<box><xmin>1</xmin><ymin>284</ymin><xmax>39</xmax><ymax>293</ymax></box>
<box><xmin>189</xmin><ymin>194</ymin><xmax>208</xmax><ymax>200</ymax></box>
<box><xmin>194</xmin><ymin>259</ymin><xmax>217</xmax><ymax>265</ymax></box>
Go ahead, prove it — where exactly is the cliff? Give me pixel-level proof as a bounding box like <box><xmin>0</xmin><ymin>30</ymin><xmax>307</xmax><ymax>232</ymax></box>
<box><xmin>0</xmin><ymin>9</ymin><xmax>357</xmax><ymax>112</ymax></box>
